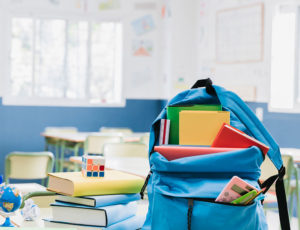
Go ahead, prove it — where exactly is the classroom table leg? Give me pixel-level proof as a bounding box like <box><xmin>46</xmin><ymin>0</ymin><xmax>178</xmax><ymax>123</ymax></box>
<box><xmin>73</xmin><ymin>143</ymin><xmax>81</xmax><ymax>171</ymax></box>
<box><xmin>55</xmin><ymin>142</ymin><xmax>60</xmax><ymax>172</ymax></box>
<box><xmin>59</xmin><ymin>141</ymin><xmax>66</xmax><ymax>172</ymax></box>
<box><xmin>44</xmin><ymin>138</ymin><xmax>49</xmax><ymax>151</ymax></box>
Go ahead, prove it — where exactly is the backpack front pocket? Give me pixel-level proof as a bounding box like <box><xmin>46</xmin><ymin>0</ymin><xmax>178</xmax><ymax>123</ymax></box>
<box><xmin>147</xmin><ymin>143</ymin><xmax>267</xmax><ymax>230</ymax></box>
<box><xmin>151</xmin><ymin>193</ymin><xmax>267</xmax><ymax>230</ymax></box>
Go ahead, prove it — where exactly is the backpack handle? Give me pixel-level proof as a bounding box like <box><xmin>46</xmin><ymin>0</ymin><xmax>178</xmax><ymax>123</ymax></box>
<box><xmin>191</xmin><ymin>78</ymin><xmax>217</xmax><ymax>96</ymax></box>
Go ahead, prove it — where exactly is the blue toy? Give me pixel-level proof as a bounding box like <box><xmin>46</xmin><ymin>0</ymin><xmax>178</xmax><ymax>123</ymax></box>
<box><xmin>0</xmin><ymin>184</ymin><xmax>22</xmax><ymax>227</ymax></box>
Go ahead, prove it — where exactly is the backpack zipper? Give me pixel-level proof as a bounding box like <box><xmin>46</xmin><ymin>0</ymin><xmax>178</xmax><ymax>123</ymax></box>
<box><xmin>140</xmin><ymin>171</ymin><xmax>152</xmax><ymax>199</ymax></box>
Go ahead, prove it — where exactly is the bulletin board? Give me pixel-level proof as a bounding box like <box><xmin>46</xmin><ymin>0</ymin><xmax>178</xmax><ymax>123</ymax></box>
<box><xmin>215</xmin><ymin>3</ymin><xmax>264</xmax><ymax>64</ymax></box>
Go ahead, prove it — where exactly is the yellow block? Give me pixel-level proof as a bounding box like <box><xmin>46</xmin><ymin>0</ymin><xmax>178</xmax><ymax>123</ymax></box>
<box><xmin>179</xmin><ymin>111</ymin><xmax>230</xmax><ymax>145</ymax></box>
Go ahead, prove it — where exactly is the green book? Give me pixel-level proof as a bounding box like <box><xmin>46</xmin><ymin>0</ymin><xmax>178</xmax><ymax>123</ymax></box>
<box><xmin>167</xmin><ymin>104</ymin><xmax>222</xmax><ymax>144</ymax></box>
<box><xmin>231</xmin><ymin>190</ymin><xmax>257</xmax><ymax>205</ymax></box>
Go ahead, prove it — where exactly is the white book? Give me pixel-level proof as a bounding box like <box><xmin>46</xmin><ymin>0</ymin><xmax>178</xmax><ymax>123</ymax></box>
<box><xmin>44</xmin><ymin>215</ymin><xmax>145</xmax><ymax>230</ymax></box>
<box><xmin>50</xmin><ymin>201</ymin><xmax>137</xmax><ymax>227</ymax></box>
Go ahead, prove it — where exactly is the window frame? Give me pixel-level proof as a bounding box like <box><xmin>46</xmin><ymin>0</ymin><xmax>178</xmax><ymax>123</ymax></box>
<box><xmin>269</xmin><ymin>2</ymin><xmax>300</xmax><ymax>113</ymax></box>
<box><xmin>3</xmin><ymin>9</ymin><xmax>125</xmax><ymax>107</ymax></box>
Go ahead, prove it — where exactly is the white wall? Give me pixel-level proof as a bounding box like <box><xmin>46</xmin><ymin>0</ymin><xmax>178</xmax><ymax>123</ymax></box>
<box><xmin>122</xmin><ymin>0</ymin><xmax>164</xmax><ymax>99</ymax></box>
<box><xmin>0</xmin><ymin>1</ymin><xmax>6</xmax><ymax>98</ymax></box>
<box><xmin>163</xmin><ymin>0</ymin><xmax>277</xmax><ymax>102</ymax></box>
<box><xmin>161</xmin><ymin>0</ymin><xmax>199</xmax><ymax>98</ymax></box>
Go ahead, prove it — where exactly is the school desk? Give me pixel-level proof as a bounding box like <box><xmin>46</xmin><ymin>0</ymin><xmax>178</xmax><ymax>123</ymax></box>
<box><xmin>280</xmin><ymin>148</ymin><xmax>300</xmax><ymax>164</ymax></box>
<box><xmin>41</xmin><ymin>132</ymin><xmax>148</xmax><ymax>172</ymax></box>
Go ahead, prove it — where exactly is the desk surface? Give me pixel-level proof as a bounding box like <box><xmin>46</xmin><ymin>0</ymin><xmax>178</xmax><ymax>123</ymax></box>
<box><xmin>281</xmin><ymin>148</ymin><xmax>300</xmax><ymax>163</ymax></box>
<box><xmin>42</xmin><ymin>132</ymin><xmax>149</xmax><ymax>143</ymax></box>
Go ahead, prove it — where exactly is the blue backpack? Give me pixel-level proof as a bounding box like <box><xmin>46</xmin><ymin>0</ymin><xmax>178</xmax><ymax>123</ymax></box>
<box><xmin>140</xmin><ymin>79</ymin><xmax>290</xmax><ymax>230</ymax></box>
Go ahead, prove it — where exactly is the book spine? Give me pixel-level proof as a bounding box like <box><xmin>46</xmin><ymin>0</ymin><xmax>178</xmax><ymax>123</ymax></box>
<box><xmin>159</xmin><ymin>119</ymin><xmax>170</xmax><ymax>145</ymax></box>
<box><xmin>106</xmin><ymin>201</ymin><xmax>137</xmax><ymax>226</ymax></box>
<box><xmin>94</xmin><ymin>194</ymin><xmax>140</xmax><ymax>207</ymax></box>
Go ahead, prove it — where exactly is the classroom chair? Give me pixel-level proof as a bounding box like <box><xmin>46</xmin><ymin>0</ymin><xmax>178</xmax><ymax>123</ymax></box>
<box><xmin>139</xmin><ymin>133</ymin><xmax>150</xmax><ymax>147</ymax></box>
<box><xmin>5</xmin><ymin>151</ymin><xmax>54</xmax><ymax>186</ymax></box>
<box><xmin>103</xmin><ymin>142</ymin><xmax>149</xmax><ymax>196</ymax></box>
<box><xmin>99</xmin><ymin>127</ymin><xmax>133</xmax><ymax>134</ymax></box>
<box><xmin>84</xmin><ymin>135</ymin><xmax>123</xmax><ymax>155</ymax></box>
<box><xmin>103</xmin><ymin>142</ymin><xmax>148</xmax><ymax>158</ymax></box>
<box><xmin>44</xmin><ymin>126</ymin><xmax>78</xmax><ymax>171</ymax></box>
<box><xmin>66</xmin><ymin>135</ymin><xmax>123</xmax><ymax>172</ymax></box>
<box><xmin>261</xmin><ymin>154</ymin><xmax>300</xmax><ymax>228</ymax></box>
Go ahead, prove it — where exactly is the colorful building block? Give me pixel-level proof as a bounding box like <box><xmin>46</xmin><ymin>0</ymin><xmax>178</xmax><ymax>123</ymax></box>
<box><xmin>82</xmin><ymin>155</ymin><xmax>106</xmax><ymax>177</ymax></box>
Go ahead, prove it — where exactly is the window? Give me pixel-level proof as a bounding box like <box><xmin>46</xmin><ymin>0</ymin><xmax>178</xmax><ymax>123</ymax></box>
<box><xmin>270</xmin><ymin>5</ymin><xmax>299</xmax><ymax>112</ymax></box>
<box><xmin>6</xmin><ymin>16</ymin><xmax>123</xmax><ymax>106</ymax></box>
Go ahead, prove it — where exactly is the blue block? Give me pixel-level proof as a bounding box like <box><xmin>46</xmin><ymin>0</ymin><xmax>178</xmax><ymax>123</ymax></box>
<box><xmin>87</xmin><ymin>172</ymin><xmax>92</xmax><ymax>177</ymax></box>
<box><xmin>92</xmin><ymin>172</ymin><xmax>98</xmax><ymax>177</ymax></box>
<box><xmin>100</xmin><ymin>172</ymin><xmax>105</xmax><ymax>177</ymax></box>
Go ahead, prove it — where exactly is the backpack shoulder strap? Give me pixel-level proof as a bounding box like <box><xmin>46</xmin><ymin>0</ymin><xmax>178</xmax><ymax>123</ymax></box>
<box><xmin>261</xmin><ymin>167</ymin><xmax>290</xmax><ymax>230</ymax></box>
<box><xmin>213</xmin><ymin>85</ymin><xmax>290</xmax><ymax>230</ymax></box>
<box><xmin>214</xmin><ymin>85</ymin><xmax>283</xmax><ymax>170</ymax></box>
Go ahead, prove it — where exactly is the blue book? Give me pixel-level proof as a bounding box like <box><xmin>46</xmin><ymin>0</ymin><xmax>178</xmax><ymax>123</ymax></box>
<box><xmin>55</xmin><ymin>193</ymin><xmax>140</xmax><ymax>208</ymax></box>
<box><xmin>44</xmin><ymin>215</ymin><xmax>145</xmax><ymax>230</ymax></box>
<box><xmin>50</xmin><ymin>201</ymin><xmax>137</xmax><ymax>227</ymax></box>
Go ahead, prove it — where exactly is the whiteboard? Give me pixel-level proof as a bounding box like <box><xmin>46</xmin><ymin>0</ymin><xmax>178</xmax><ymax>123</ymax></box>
<box><xmin>216</xmin><ymin>3</ymin><xmax>264</xmax><ymax>64</ymax></box>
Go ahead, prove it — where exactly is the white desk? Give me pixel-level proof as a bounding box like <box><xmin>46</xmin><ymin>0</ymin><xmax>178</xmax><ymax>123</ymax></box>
<box><xmin>280</xmin><ymin>148</ymin><xmax>300</xmax><ymax>164</ymax></box>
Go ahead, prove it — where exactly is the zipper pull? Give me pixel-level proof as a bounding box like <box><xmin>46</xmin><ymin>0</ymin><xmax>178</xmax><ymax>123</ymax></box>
<box><xmin>140</xmin><ymin>171</ymin><xmax>152</xmax><ymax>199</ymax></box>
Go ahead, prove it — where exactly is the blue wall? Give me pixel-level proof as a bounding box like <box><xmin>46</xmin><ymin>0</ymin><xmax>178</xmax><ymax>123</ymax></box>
<box><xmin>247</xmin><ymin>102</ymin><xmax>300</xmax><ymax>148</ymax></box>
<box><xmin>0</xmin><ymin>98</ymin><xmax>165</xmax><ymax>176</ymax></box>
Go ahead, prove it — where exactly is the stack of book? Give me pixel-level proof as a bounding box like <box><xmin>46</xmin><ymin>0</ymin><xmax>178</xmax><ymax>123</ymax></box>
<box><xmin>44</xmin><ymin>170</ymin><xmax>145</xmax><ymax>229</ymax></box>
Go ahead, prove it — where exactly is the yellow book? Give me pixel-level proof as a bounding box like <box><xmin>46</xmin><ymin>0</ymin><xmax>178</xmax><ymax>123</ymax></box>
<box><xmin>179</xmin><ymin>110</ymin><xmax>230</xmax><ymax>145</ymax></box>
<box><xmin>47</xmin><ymin>170</ymin><xmax>144</xmax><ymax>197</ymax></box>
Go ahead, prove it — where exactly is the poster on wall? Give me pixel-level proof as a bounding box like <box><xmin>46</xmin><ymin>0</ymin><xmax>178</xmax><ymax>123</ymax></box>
<box><xmin>98</xmin><ymin>0</ymin><xmax>120</xmax><ymax>10</ymax></box>
<box><xmin>216</xmin><ymin>3</ymin><xmax>264</xmax><ymax>63</ymax></box>
<box><xmin>134</xmin><ymin>2</ymin><xmax>156</xmax><ymax>10</ymax></box>
<box><xmin>73</xmin><ymin>0</ymin><xmax>87</xmax><ymax>10</ymax></box>
<box><xmin>173</xmin><ymin>77</ymin><xmax>189</xmax><ymax>91</ymax></box>
<box><xmin>161</xmin><ymin>0</ymin><xmax>171</xmax><ymax>19</ymax></box>
<box><xmin>132</xmin><ymin>40</ymin><xmax>153</xmax><ymax>57</ymax></box>
<box><xmin>49</xmin><ymin>0</ymin><xmax>60</xmax><ymax>5</ymax></box>
<box><xmin>131</xmin><ymin>15</ymin><xmax>155</xmax><ymax>36</ymax></box>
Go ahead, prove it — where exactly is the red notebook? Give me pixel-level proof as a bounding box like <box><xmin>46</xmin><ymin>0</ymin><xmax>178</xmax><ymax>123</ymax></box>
<box><xmin>154</xmin><ymin>146</ymin><xmax>243</xmax><ymax>161</ymax></box>
<box><xmin>211</xmin><ymin>123</ymin><xmax>269</xmax><ymax>155</ymax></box>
